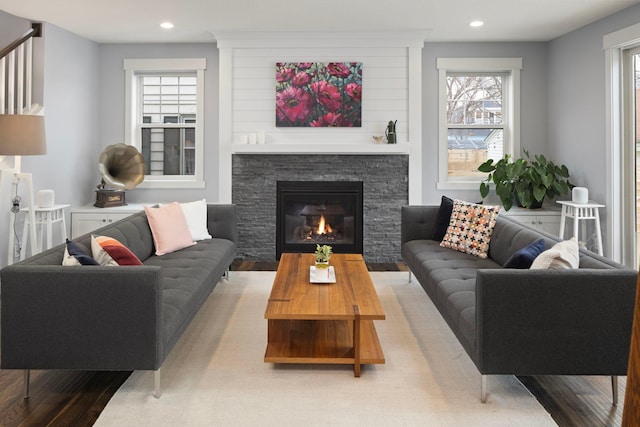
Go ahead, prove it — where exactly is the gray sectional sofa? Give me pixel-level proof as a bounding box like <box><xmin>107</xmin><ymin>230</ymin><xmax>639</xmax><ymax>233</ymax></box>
<box><xmin>1</xmin><ymin>204</ymin><xmax>237</xmax><ymax>398</ymax></box>
<box><xmin>401</xmin><ymin>205</ymin><xmax>637</xmax><ymax>403</ymax></box>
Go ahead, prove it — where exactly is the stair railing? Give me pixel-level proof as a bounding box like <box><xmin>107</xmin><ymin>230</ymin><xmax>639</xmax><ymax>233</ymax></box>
<box><xmin>0</xmin><ymin>23</ymin><xmax>42</xmax><ymax>115</ymax></box>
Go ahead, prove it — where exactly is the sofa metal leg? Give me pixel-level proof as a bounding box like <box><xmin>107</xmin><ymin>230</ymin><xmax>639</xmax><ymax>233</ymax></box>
<box><xmin>223</xmin><ymin>269</ymin><xmax>230</xmax><ymax>281</ymax></box>
<box><xmin>408</xmin><ymin>271</ymin><xmax>412</xmax><ymax>283</ymax></box>
<box><xmin>23</xmin><ymin>370</ymin><xmax>30</xmax><ymax>399</ymax></box>
<box><xmin>481</xmin><ymin>375</ymin><xmax>487</xmax><ymax>403</ymax></box>
<box><xmin>154</xmin><ymin>369</ymin><xmax>162</xmax><ymax>398</ymax></box>
<box><xmin>612</xmin><ymin>376</ymin><xmax>618</xmax><ymax>406</ymax></box>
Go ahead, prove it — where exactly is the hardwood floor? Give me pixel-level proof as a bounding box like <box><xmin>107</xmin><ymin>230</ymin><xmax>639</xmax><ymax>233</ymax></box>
<box><xmin>518</xmin><ymin>375</ymin><xmax>624</xmax><ymax>426</ymax></box>
<box><xmin>0</xmin><ymin>370</ymin><xmax>130</xmax><ymax>427</ymax></box>
<box><xmin>0</xmin><ymin>261</ymin><xmax>626</xmax><ymax>426</ymax></box>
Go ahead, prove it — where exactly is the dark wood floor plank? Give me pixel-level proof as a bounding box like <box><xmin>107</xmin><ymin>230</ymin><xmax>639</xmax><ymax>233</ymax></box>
<box><xmin>519</xmin><ymin>375</ymin><xmax>624</xmax><ymax>427</ymax></box>
<box><xmin>0</xmin><ymin>369</ymin><xmax>130</xmax><ymax>427</ymax></box>
<box><xmin>45</xmin><ymin>371</ymin><xmax>130</xmax><ymax>427</ymax></box>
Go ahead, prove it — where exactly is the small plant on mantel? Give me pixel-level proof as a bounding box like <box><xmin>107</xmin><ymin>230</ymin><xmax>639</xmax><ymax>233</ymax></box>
<box><xmin>314</xmin><ymin>244</ymin><xmax>333</xmax><ymax>267</ymax></box>
<box><xmin>478</xmin><ymin>150</ymin><xmax>571</xmax><ymax>211</ymax></box>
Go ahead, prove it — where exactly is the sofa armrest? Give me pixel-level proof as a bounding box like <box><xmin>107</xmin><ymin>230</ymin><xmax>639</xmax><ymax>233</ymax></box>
<box><xmin>401</xmin><ymin>205</ymin><xmax>438</xmax><ymax>244</ymax></box>
<box><xmin>475</xmin><ymin>268</ymin><xmax>637</xmax><ymax>375</ymax></box>
<box><xmin>1</xmin><ymin>265</ymin><xmax>163</xmax><ymax>371</ymax></box>
<box><xmin>207</xmin><ymin>204</ymin><xmax>238</xmax><ymax>243</ymax></box>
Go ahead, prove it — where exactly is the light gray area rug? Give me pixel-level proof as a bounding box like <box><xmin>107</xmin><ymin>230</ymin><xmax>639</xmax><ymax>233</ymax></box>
<box><xmin>95</xmin><ymin>272</ymin><xmax>556</xmax><ymax>426</ymax></box>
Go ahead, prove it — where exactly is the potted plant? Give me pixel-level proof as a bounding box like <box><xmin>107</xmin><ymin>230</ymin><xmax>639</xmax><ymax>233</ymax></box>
<box><xmin>314</xmin><ymin>244</ymin><xmax>333</xmax><ymax>268</ymax></box>
<box><xmin>478</xmin><ymin>150</ymin><xmax>571</xmax><ymax>211</ymax></box>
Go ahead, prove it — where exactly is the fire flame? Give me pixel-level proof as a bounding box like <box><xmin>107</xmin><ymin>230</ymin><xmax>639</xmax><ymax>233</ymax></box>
<box><xmin>316</xmin><ymin>214</ymin><xmax>333</xmax><ymax>235</ymax></box>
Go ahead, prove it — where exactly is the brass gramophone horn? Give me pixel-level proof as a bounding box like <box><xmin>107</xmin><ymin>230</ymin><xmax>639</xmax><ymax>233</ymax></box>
<box><xmin>94</xmin><ymin>144</ymin><xmax>145</xmax><ymax>208</ymax></box>
<box><xmin>98</xmin><ymin>143</ymin><xmax>146</xmax><ymax>190</ymax></box>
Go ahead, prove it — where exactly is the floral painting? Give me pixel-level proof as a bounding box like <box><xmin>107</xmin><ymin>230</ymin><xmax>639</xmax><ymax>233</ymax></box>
<box><xmin>276</xmin><ymin>62</ymin><xmax>362</xmax><ymax>127</ymax></box>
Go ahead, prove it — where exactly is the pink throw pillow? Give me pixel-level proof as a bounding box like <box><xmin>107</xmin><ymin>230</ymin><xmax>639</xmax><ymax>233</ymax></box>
<box><xmin>144</xmin><ymin>202</ymin><xmax>196</xmax><ymax>256</ymax></box>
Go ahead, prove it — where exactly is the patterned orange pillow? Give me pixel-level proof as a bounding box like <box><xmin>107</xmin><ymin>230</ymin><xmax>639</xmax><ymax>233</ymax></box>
<box><xmin>91</xmin><ymin>235</ymin><xmax>143</xmax><ymax>266</ymax></box>
<box><xmin>440</xmin><ymin>199</ymin><xmax>500</xmax><ymax>258</ymax></box>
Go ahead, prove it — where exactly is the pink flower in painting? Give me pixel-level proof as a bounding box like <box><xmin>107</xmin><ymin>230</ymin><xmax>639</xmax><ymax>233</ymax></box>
<box><xmin>327</xmin><ymin>62</ymin><xmax>351</xmax><ymax>78</ymax></box>
<box><xmin>276</xmin><ymin>67</ymin><xmax>295</xmax><ymax>83</ymax></box>
<box><xmin>292</xmin><ymin>72</ymin><xmax>311</xmax><ymax>87</ymax></box>
<box><xmin>276</xmin><ymin>62</ymin><xmax>362</xmax><ymax>127</ymax></box>
<box><xmin>311</xmin><ymin>80</ymin><xmax>342</xmax><ymax>112</ymax></box>
<box><xmin>345</xmin><ymin>82</ymin><xmax>361</xmax><ymax>101</ymax></box>
<box><xmin>310</xmin><ymin>113</ymin><xmax>343</xmax><ymax>127</ymax></box>
<box><xmin>276</xmin><ymin>87</ymin><xmax>312</xmax><ymax>123</ymax></box>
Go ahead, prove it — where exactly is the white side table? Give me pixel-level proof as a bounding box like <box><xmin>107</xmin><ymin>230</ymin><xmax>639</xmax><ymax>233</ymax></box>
<box><xmin>557</xmin><ymin>200</ymin><xmax>604</xmax><ymax>255</ymax></box>
<box><xmin>20</xmin><ymin>204</ymin><xmax>70</xmax><ymax>259</ymax></box>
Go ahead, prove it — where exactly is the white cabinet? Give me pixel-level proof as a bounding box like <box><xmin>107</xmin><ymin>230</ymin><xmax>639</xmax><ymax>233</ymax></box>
<box><xmin>70</xmin><ymin>204</ymin><xmax>148</xmax><ymax>238</ymax></box>
<box><xmin>500</xmin><ymin>206</ymin><xmax>561</xmax><ymax>235</ymax></box>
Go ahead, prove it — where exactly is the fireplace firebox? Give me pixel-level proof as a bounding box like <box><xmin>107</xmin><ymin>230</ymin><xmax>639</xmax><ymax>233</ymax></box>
<box><xmin>276</xmin><ymin>181</ymin><xmax>363</xmax><ymax>259</ymax></box>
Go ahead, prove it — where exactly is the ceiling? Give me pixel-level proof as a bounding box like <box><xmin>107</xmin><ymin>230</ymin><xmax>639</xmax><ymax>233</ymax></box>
<box><xmin>0</xmin><ymin>0</ymin><xmax>638</xmax><ymax>44</ymax></box>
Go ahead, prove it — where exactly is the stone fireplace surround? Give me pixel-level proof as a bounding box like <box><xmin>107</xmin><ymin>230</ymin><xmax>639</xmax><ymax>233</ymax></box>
<box><xmin>232</xmin><ymin>154</ymin><xmax>408</xmax><ymax>263</ymax></box>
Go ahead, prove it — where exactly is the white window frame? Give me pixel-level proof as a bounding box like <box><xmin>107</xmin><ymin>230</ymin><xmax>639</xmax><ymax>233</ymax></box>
<box><xmin>124</xmin><ymin>58</ymin><xmax>206</xmax><ymax>188</ymax></box>
<box><xmin>604</xmin><ymin>22</ymin><xmax>640</xmax><ymax>265</ymax></box>
<box><xmin>436</xmin><ymin>57</ymin><xmax>522</xmax><ymax>190</ymax></box>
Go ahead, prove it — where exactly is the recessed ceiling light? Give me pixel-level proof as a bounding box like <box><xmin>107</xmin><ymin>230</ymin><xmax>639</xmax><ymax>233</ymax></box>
<box><xmin>469</xmin><ymin>20</ymin><xmax>484</xmax><ymax>28</ymax></box>
<box><xmin>160</xmin><ymin>22</ymin><xmax>174</xmax><ymax>29</ymax></box>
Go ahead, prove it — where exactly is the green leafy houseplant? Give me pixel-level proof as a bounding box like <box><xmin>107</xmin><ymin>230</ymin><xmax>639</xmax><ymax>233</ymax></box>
<box><xmin>314</xmin><ymin>244</ymin><xmax>333</xmax><ymax>265</ymax></box>
<box><xmin>478</xmin><ymin>150</ymin><xmax>571</xmax><ymax>211</ymax></box>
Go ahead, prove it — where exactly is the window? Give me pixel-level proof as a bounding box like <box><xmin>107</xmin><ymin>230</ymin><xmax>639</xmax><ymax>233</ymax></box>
<box><xmin>437</xmin><ymin>58</ymin><xmax>522</xmax><ymax>190</ymax></box>
<box><xmin>124</xmin><ymin>58</ymin><xmax>206</xmax><ymax>188</ymax></box>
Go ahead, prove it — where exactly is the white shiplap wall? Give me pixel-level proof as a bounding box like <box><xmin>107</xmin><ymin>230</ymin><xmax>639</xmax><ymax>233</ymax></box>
<box><xmin>232</xmin><ymin>47</ymin><xmax>408</xmax><ymax>145</ymax></box>
<box><xmin>216</xmin><ymin>32</ymin><xmax>424</xmax><ymax>203</ymax></box>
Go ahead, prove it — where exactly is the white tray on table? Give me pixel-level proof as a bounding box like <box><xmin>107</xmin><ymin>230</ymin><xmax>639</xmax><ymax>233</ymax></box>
<box><xmin>309</xmin><ymin>266</ymin><xmax>336</xmax><ymax>283</ymax></box>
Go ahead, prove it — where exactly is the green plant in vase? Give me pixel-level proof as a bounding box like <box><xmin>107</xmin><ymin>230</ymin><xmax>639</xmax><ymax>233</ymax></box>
<box><xmin>478</xmin><ymin>150</ymin><xmax>571</xmax><ymax>211</ymax></box>
<box><xmin>314</xmin><ymin>244</ymin><xmax>333</xmax><ymax>268</ymax></box>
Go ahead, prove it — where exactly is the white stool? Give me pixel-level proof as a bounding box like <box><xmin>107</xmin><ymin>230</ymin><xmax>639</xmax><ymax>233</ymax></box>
<box><xmin>20</xmin><ymin>204</ymin><xmax>70</xmax><ymax>259</ymax></box>
<box><xmin>557</xmin><ymin>200</ymin><xmax>604</xmax><ymax>256</ymax></box>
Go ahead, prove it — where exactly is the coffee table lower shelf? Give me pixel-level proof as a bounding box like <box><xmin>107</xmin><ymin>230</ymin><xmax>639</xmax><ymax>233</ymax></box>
<box><xmin>264</xmin><ymin>319</ymin><xmax>385</xmax><ymax>372</ymax></box>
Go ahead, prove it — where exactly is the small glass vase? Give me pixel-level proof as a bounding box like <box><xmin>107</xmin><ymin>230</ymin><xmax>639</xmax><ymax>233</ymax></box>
<box><xmin>315</xmin><ymin>260</ymin><xmax>330</xmax><ymax>269</ymax></box>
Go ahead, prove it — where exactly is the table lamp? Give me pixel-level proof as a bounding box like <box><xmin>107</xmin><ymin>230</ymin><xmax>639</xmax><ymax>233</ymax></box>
<box><xmin>0</xmin><ymin>114</ymin><xmax>47</xmax><ymax>264</ymax></box>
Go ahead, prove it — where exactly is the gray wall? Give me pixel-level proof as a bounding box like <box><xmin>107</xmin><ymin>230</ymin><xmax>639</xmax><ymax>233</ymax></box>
<box><xmin>548</xmin><ymin>3</ymin><xmax>640</xmax><ymax>201</ymax></box>
<box><xmin>421</xmin><ymin>42</ymin><xmax>548</xmax><ymax>205</ymax></box>
<box><xmin>0</xmin><ymin>10</ymin><xmax>43</xmax><ymax>106</ymax></box>
<box><xmin>21</xmin><ymin>22</ymin><xmax>100</xmax><ymax>225</ymax></box>
<box><xmin>0</xmin><ymin>19</ymin><xmax>97</xmax><ymax>267</ymax></box>
<box><xmin>0</xmin><ymin>9</ymin><xmax>30</xmax><ymax>47</ymax></box>
<box><xmin>547</xmin><ymin>2</ymin><xmax>640</xmax><ymax>253</ymax></box>
<box><xmin>97</xmin><ymin>43</ymin><xmax>219</xmax><ymax>205</ymax></box>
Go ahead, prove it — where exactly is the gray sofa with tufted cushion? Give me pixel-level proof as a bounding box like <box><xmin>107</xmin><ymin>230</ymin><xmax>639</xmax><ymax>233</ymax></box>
<box><xmin>401</xmin><ymin>205</ymin><xmax>637</xmax><ymax>403</ymax></box>
<box><xmin>1</xmin><ymin>204</ymin><xmax>237</xmax><ymax>398</ymax></box>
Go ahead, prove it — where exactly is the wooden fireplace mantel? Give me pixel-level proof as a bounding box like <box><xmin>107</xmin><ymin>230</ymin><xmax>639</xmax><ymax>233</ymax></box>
<box><xmin>231</xmin><ymin>143</ymin><xmax>410</xmax><ymax>155</ymax></box>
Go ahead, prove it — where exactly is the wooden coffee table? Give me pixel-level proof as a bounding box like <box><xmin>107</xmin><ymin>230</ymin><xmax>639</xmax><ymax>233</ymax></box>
<box><xmin>264</xmin><ymin>253</ymin><xmax>385</xmax><ymax>376</ymax></box>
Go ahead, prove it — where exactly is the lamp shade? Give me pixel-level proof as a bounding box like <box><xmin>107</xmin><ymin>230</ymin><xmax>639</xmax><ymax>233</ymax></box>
<box><xmin>0</xmin><ymin>114</ymin><xmax>47</xmax><ymax>155</ymax></box>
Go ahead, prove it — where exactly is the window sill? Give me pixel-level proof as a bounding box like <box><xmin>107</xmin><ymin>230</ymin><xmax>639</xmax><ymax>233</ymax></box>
<box><xmin>136</xmin><ymin>180</ymin><xmax>206</xmax><ymax>189</ymax></box>
<box><xmin>436</xmin><ymin>181</ymin><xmax>483</xmax><ymax>191</ymax></box>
